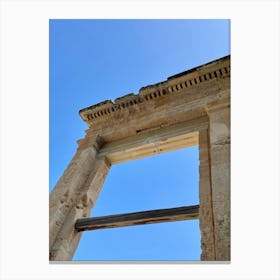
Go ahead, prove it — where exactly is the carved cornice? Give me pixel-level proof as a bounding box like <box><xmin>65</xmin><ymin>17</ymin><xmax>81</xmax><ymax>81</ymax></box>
<box><xmin>79</xmin><ymin>55</ymin><xmax>230</xmax><ymax>127</ymax></box>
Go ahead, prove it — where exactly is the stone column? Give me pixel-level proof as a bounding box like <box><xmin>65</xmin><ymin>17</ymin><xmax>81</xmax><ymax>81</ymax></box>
<box><xmin>206</xmin><ymin>97</ymin><xmax>230</xmax><ymax>261</ymax></box>
<box><xmin>49</xmin><ymin>140</ymin><xmax>110</xmax><ymax>261</ymax></box>
<box><xmin>199</xmin><ymin>129</ymin><xmax>216</xmax><ymax>260</ymax></box>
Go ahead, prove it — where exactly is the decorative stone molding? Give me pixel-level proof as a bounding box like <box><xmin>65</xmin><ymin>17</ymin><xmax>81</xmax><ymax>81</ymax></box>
<box><xmin>50</xmin><ymin>55</ymin><xmax>230</xmax><ymax>261</ymax></box>
<box><xmin>79</xmin><ymin>56</ymin><xmax>230</xmax><ymax>128</ymax></box>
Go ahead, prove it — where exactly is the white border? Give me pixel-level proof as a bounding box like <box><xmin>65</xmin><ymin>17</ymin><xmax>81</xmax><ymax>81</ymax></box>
<box><xmin>0</xmin><ymin>0</ymin><xmax>279</xmax><ymax>279</ymax></box>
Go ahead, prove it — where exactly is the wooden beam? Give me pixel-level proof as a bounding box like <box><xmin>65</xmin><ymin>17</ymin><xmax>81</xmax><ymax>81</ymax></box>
<box><xmin>75</xmin><ymin>205</ymin><xmax>199</xmax><ymax>232</ymax></box>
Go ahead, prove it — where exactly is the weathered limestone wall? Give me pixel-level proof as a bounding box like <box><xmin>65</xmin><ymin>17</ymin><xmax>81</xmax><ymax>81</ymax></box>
<box><xmin>50</xmin><ymin>55</ymin><xmax>230</xmax><ymax>261</ymax></box>
<box><xmin>49</xmin><ymin>143</ymin><xmax>110</xmax><ymax>261</ymax></box>
<box><xmin>206</xmin><ymin>97</ymin><xmax>230</xmax><ymax>260</ymax></box>
<box><xmin>199</xmin><ymin>129</ymin><xmax>216</xmax><ymax>260</ymax></box>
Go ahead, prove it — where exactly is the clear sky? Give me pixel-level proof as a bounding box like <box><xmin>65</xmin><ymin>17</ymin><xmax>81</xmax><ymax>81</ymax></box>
<box><xmin>49</xmin><ymin>19</ymin><xmax>230</xmax><ymax>261</ymax></box>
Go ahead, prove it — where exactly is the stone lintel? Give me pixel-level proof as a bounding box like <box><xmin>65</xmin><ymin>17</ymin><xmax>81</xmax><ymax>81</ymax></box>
<box><xmin>98</xmin><ymin>116</ymin><xmax>208</xmax><ymax>165</ymax></box>
<box><xmin>79</xmin><ymin>86</ymin><xmax>229</xmax><ymax>148</ymax></box>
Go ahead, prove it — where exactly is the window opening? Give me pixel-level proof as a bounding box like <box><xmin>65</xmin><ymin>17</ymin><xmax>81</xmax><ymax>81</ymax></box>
<box><xmin>74</xmin><ymin>145</ymin><xmax>200</xmax><ymax>261</ymax></box>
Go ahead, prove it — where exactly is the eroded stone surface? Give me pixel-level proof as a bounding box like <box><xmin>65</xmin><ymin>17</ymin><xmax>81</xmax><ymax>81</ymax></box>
<box><xmin>50</xmin><ymin>55</ymin><xmax>230</xmax><ymax>261</ymax></box>
<box><xmin>199</xmin><ymin>129</ymin><xmax>216</xmax><ymax>260</ymax></box>
<box><xmin>207</xmin><ymin>101</ymin><xmax>230</xmax><ymax>260</ymax></box>
<box><xmin>49</xmin><ymin>146</ymin><xmax>111</xmax><ymax>261</ymax></box>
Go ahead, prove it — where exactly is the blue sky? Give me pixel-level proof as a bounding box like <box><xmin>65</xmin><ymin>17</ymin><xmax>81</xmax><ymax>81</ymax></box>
<box><xmin>49</xmin><ymin>19</ymin><xmax>230</xmax><ymax>261</ymax></box>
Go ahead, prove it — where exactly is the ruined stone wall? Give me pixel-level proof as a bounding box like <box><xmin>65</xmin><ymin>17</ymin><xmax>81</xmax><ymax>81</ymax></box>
<box><xmin>49</xmin><ymin>144</ymin><xmax>110</xmax><ymax>260</ymax></box>
<box><xmin>199</xmin><ymin>129</ymin><xmax>216</xmax><ymax>260</ymax></box>
<box><xmin>207</xmin><ymin>98</ymin><xmax>230</xmax><ymax>260</ymax></box>
<box><xmin>49</xmin><ymin>55</ymin><xmax>230</xmax><ymax>261</ymax></box>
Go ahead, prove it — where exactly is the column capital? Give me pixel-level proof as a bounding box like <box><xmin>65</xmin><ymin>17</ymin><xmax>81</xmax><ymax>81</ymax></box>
<box><xmin>204</xmin><ymin>96</ymin><xmax>230</xmax><ymax>115</ymax></box>
<box><xmin>77</xmin><ymin>134</ymin><xmax>105</xmax><ymax>151</ymax></box>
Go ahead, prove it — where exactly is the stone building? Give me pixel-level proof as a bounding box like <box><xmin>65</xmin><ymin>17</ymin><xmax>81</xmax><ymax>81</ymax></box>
<box><xmin>49</xmin><ymin>55</ymin><xmax>230</xmax><ymax>261</ymax></box>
